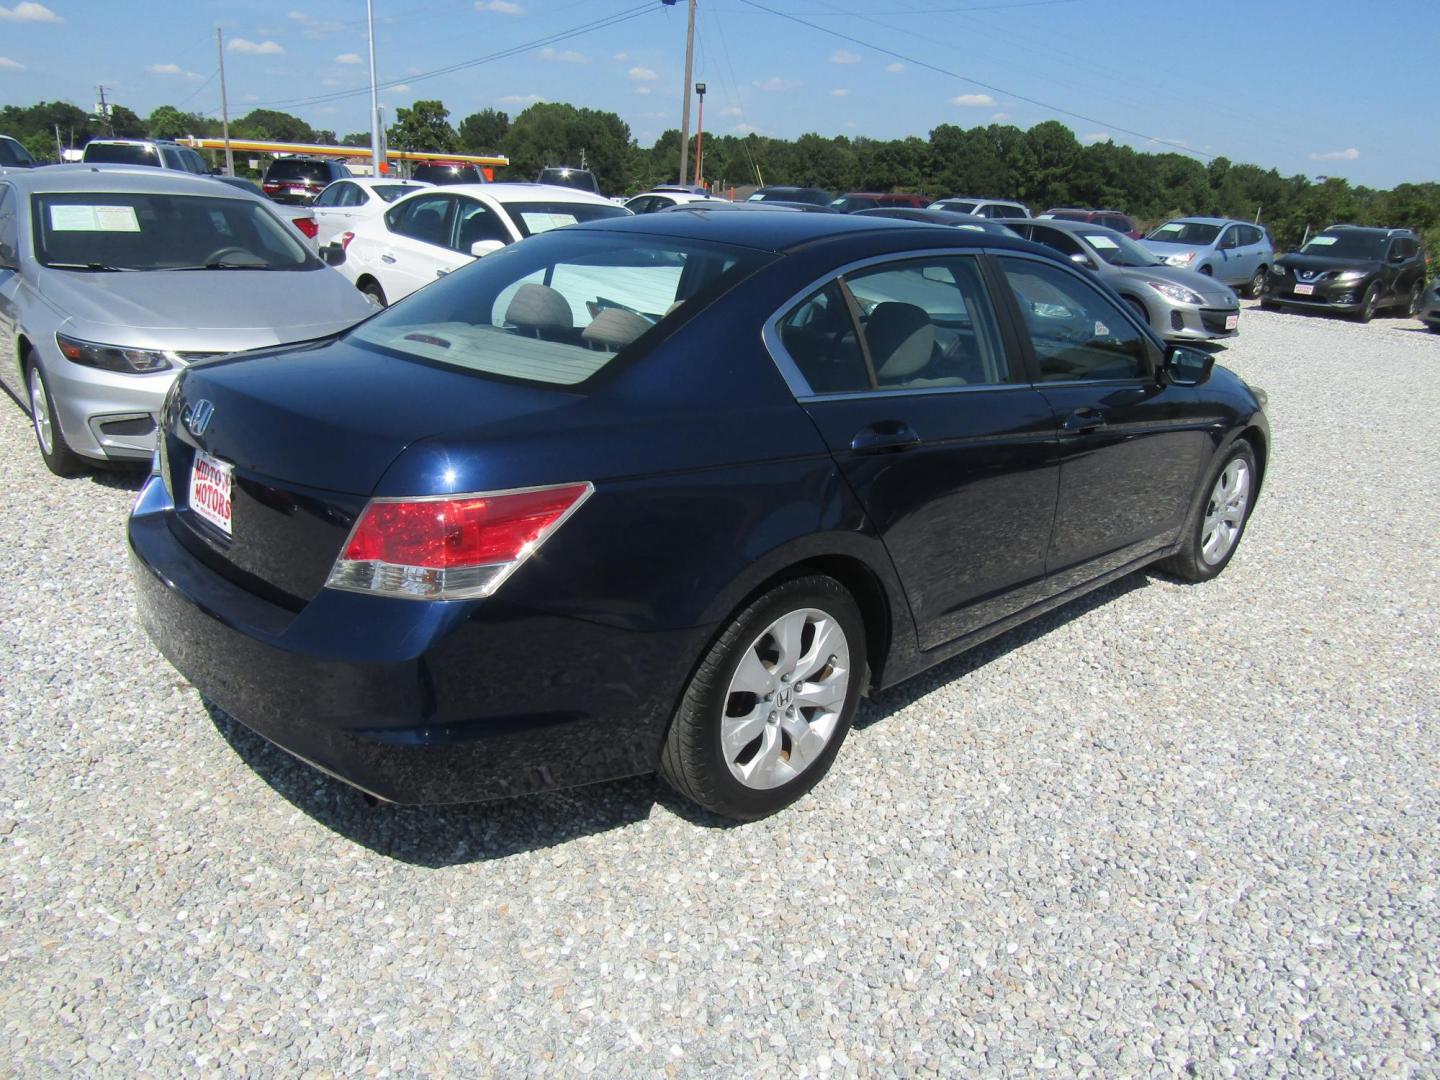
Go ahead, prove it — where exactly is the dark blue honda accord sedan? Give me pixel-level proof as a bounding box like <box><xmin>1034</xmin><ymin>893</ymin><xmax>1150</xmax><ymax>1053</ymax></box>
<box><xmin>130</xmin><ymin>210</ymin><xmax>1269</xmax><ymax>820</ymax></box>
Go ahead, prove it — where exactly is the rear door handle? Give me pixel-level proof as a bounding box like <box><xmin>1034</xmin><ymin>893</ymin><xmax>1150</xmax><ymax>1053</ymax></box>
<box><xmin>850</xmin><ymin>421</ymin><xmax>920</xmax><ymax>453</ymax></box>
<box><xmin>381</xmin><ymin>253</ymin><xmax>396</xmax><ymax>264</ymax></box>
<box><xmin>436</xmin><ymin>269</ymin><xmax>449</xmax><ymax>277</ymax></box>
<box><xmin>1059</xmin><ymin>408</ymin><xmax>1106</xmax><ymax>435</ymax></box>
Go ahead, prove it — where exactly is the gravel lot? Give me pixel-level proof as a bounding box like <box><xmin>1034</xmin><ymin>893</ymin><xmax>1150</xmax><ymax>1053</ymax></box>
<box><xmin>2</xmin><ymin>303</ymin><xmax>1437</xmax><ymax>1077</ymax></box>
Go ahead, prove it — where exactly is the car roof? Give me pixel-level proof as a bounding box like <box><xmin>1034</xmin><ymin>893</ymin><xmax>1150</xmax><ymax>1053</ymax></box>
<box><xmin>391</xmin><ymin>181</ymin><xmax>615</xmax><ymax>206</ymax></box>
<box><xmin>1000</xmin><ymin>216</ymin><xmax>1125</xmax><ymax>237</ymax></box>
<box><xmin>1159</xmin><ymin>216</ymin><xmax>1239</xmax><ymax>227</ymax></box>
<box><xmin>335</xmin><ymin>176</ymin><xmax>431</xmax><ymax>188</ymax></box>
<box><xmin>0</xmin><ymin>164</ymin><xmax>249</xmax><ymax>196</ymax></box>
<box><xmin>574</xmin><ymin>205</ymin><xmax>1035</xmax><ymax>254</ymax></box>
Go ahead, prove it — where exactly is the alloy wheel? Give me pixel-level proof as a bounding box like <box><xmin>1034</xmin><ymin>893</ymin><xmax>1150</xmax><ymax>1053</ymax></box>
<box><xmin>29</xmin><ymin>367</ymin><xmax>54</xmax><ymax>456</ymax></box>
<box><xmin>721</xmin><ymin>607</ymin><xmax>851</xmax><ymax>790</ymax></box>
<box><xmin>1200</xmin><ymin>458</ymin><xmax>1251</xmax><ymax>565</ymax></box>
<box><xmin>1409</xmin><ymin>282</ymin><xmax>1423</xmax><ymax>317</ymax></box>
<box><xmin>1249</xmin><ymin>270</ymin><xmax>1265</xmax><ymax>298</ymax></box>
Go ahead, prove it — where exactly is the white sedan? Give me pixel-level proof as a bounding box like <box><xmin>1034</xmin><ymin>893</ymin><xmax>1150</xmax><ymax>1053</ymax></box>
<box><xmin>328</xmin><ymin>183</ymin><xmax>631</xmax><ymax>306</ymax></box>
<box><xmin>624</xmin><ymin>188</ymin><xmax>728</xmax><ymax>214</ymax></box>
<box><xmin>309</xmin><ymin>177</ymin><xmax>433</xmax><ymax>249</ymax></box>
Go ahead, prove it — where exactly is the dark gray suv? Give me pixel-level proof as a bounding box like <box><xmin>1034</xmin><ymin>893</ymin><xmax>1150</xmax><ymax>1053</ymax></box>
<box><xmin>1264</xmin><ymin>226</ymin><xmax>1428</xmax><ymax>323</ymax></box>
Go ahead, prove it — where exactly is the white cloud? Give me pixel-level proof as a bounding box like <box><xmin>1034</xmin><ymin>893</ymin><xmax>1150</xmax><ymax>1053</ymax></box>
<box><xmin>628</xmin><ymin>65</ymin><xmax>658</xmax><ymax>81</ymax></box>
<box><xmin>391</xmin><ymin>83</ymin><xmax>411</xmax><ymax>93</ymax></box>
<box><xmin>149</xmin><ymin>62</ymin><xmax>203</xmax><ymax>80</ymax></box>
<box><xmin>288</xmin><ymin>9</ymin><xmax>342</xmax><ymax>36</ymax></box>
<box><xmin>476</xmin><ymin>0</ymin><xmax>525</xmax><ymax>12</ymax></box>
<box><xmin>500</xmin><ymin>93</ymin><xmax>544</xmax><ymax>105</ymax></box>
<box><xmin>1081</xmin><ymin>131</ymin><xmax>1112</xmax><ymax>144</ymax></box>
<box><xmin>634</xmin><ymin>85</ymin><xmax>651</xmax><ymax>95</ymax></box>
<box><xmin>242</xmin><ymin>93</ymin><xmax>259</xmax><ymax>102</ymax></box>
<box><xmin>831</xmin><ymin>88</ymin><xmax>849</xmax><ymax>97</ymax></box>
<box><xmin>335</xmin><ymin>52</ymin><xmax>363</xmax><ymax>64</ymax></box>
<box><xmin>990</xmin><ymin>111</ymin><xmax>1011</xmax><ymax>122</ymax></box>
<box><xmin>885</xmin><ymin>62</ymin><xmax>905</xmax><ymax>74</ymax></box>
<box><xmin>950</xmin><ymin>93</ymin><xmax>996</xmax><ymax>107</ymax></box>
<box><xmin>613</xmin><ymin>52</ymin><xmax>629</xmax><ymax>62</ymax></box>
<box><xmin>228</xmin><ymin>38</ymin><xmax>285</xmax><ymax>55</ymax></box>
<box><xmin>753</xmin><ymin>76</ymin><xmax>799</xmax><ymax>92</ymax></box>
<box><xmin>539</xmin><ymin>47</ymin><xmax>589</xmax><ymax>63</ymax></box>
<box><xmin>0</xmin><ymin>55</ymin><xmax>26</xmax><ymax>70</ymax></box>
<box><xmin>720</xmin><ymin>106</ymin><xmax>743</xmax><ymax>117</ymax></box>
<box><xmin>734</xmin><ymin>122</ymin><xmax>760</xmax><ymax>135</ymax></box>
<box><xmin>0</xmin><ymin>3</ymin><xmax>61</xmax><ymax>23</ymax></box>
<box><xmin>829</xmin><ymin>49</ymin><xmax>861</xmax><ymax>64</ymax></box>
<box><xmin>1308</xmin><ymin>147</ymin><xmax>1360</xmax><ymax>162</ymax></box>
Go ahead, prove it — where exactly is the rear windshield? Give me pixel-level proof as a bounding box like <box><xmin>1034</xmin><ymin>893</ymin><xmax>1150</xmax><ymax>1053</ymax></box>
<box><xmin>374</xmin><ymin>183</ymin><xmax>426</xmax><ymax>202</ymax></box>
<box><xmin>33</xmin><ymin>192</ymin><xmax>318</xmax><ymax>272</ymax></box>
<box><xmin>267</xmin><ymin>160</ymin><xmax>331</xmax><ymax>183</ymax></box>
<box><xmin>1147</xmin><ymin>221</ymin><xmax>1221</xmax><ymax>245</ymax></box>
<box><xmin>1</xmin><ymin>137</ymin><xmax>37</xmax><ymax>167</ymax></box>
<box><xmin>537</xmin><ymin>168</ymin><xmax>599</xmax><ymax>193</ymax></box>
<box><xmin>1049</xmin><ymin>210</ymin><xmax>1091</xmax><ymax>222</ymax></box>
<box><xmin>1301</xmin><ymin>231</ymin><xmax>1386</xmax><ymax>259</ymax></box>
<box><xmin>83</xmin><ymin>143</ymin><xmax>159</xmax><ymax>166</ymax></box>
<box><xmin>931</xmin><ymin>200</ymin><xmax>976</xmax><ymax>214</ymax></box>
<box><xmin>830</xmin><ymin>197</ymin><xmax>879</xmax><ymax>213</ymax></box>
<box><xmin>349</xmin><ymin>230</ymin><xmax>771</xmax><ymax>388</ymax></box>
<box><xmin>415</xmin><ymin>165</ymin><xmax>482</xmax><ymax>184</ymax></box>
<box><xmin>507</xmin><ymin>201</ymin><xmax>631</xmax><ymax>238</ymax></box>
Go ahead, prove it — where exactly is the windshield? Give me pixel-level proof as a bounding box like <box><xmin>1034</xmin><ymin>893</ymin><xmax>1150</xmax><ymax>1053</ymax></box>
<box><xmin>373</xmin><ymin>183</ymin><xmax>424</xmax><ymax>202</ymax></box>
<box><xmin>1077</xmin><ymin>229</ymin><xmax>1160</xmax><ymax>267</ymax></box>
<box><xmin>33</xmin><ymin>192</ymin><xmax>319</xmax><ymax>271</ymax></box>
<box><xmin>1049</xmin><ymin>210</ymin><xmax>1091</xmax><ymax>222</ymax></box>
<box><xmin>1301</xmin><ymin>231</ymin><xmax>1386</xmax><ymax>259</ymax></box>
<box><xmin>349</xmin><ymin>230</ymin><xmax>771</xmax><ymax>388</ymax></box>
<box><xmin>506</xmin><ymin>201</ymin><xmax>630</xmax><ymax>238</ymax></box>
<box><xmin>1147</xmin><ymin>221</ymin><xmax>1221</xmax><ymax>246</ymax></box>
<box><xmin>416</xmin><ymin>165</ymin><xmax>482</xmax><ymax>184</ymax></box>
<box><xmin>83</xmin><ymin>143</ymin><xmax>159</xmax><ymax>166</ymax></box>
<box><xmin>931</xmin><ymin>200</ymin><xmax>976</xmax><ymax>214</ymax></box>
<box><xmin>831</xmin><ymin>197</ymin><xmax>879</xmax><ymax>213</ymax></box>
<box><xmin>537</xmin><ymin>168</ymin><xmax>599</xmax><ymax>193</ymax></box>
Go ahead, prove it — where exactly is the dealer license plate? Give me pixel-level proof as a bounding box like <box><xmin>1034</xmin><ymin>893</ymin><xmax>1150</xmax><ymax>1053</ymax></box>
<box><xmin>1225</xmin><ymin>313</ymin><xmax>1239</xmax><ymax>331</ymax></box>
<box><xmin>1294</xmin><ymin>284</ymin><xmax>1315</xmax><ymax>296</ymax></box>
<box><xmin>189</xmin><ymin>450</ymin><xmax>233</xmax><ymax>537</ymax></box>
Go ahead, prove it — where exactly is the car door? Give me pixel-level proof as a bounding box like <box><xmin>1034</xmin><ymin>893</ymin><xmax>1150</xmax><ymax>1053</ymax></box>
<box><xmin>309</xmin><ymin>181</ymin><xmax>352</xmax><ymax>246</ymax></box>
<box><xmin>1213</xmin><ymin>225</ymin><xmax>1246</xmax><ymax>286</ymax></box>
<box><xmin>994</xmin><ymin>253</ymin><xmax>1216</xmax><ymax>588</ymax></box>
<box><xmin>771</xmin><ymin>252</ymin><xmax>1060</xmax><ymax>649</ymax></box>
<box><xmin>445</xmin><ymin>196</ymin><xmax>511</xmax><ymax>277</ymax></box>
<box><xmin>376</xmin><ymin>193</ymin><xmax>459</xmax><ymax>301</ymax></box>
<box><xmin>0</xmin><ymin>183</ymin><xmax>20</xmax><ymax>396</ymax></box>
<box><xmin>1388</xmin><ymin>236</ymin><xmax>1422</xmax><ymax>305</ymax></box>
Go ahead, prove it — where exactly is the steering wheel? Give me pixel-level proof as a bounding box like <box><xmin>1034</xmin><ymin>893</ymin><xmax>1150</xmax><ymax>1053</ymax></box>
<box><xmin>203</xmin><ymin>246</ymin><xmax>254</xmax><ymax>265</ymax></box>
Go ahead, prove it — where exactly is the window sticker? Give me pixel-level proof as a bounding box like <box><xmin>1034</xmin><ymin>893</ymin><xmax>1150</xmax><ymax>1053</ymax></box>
<box><xmin>1085</xmin><ymin>234</ymin><xmax>1120</xmax><ymax>251</ymax></box>
<box><xmin>518</xmin><ymin>211</ymin><xmax>579</xmax><ymax>234</ymax></box>
<box><xmin>1094</xmin><ymin>321</ymin><xmax>1110</xmax><ymax>336</ymax></box>
<box><xmin>1306</xmin><ymin>235</ymin><xmax>1337</xmax><ymax>247</ymax></box>
<box><xmin>49</xmin><ymin>205</ymin><xmax>141</xmax><ymax>232</ymax></box>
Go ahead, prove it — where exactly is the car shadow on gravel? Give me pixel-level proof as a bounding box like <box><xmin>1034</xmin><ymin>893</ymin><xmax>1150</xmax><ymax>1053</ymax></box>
<box><xmin>205</xmin><ymin>571</ymin><xmax>1155</xmax><ymax>864</ymax></box>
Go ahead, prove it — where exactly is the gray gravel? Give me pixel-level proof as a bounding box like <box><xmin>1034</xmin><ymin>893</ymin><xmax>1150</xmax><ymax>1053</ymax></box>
<box><xmin>2</xmin><ymin>304</ymin><xmax>1438</xmax><ymax>1077</ymax></box>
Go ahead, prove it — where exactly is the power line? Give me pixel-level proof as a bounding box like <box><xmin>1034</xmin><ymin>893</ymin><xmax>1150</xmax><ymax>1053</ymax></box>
<box><xmin>247</xmin><ymin>1</ymin><xmax>658</xmax><ymax>111</ymax></box>
<box><xmin>738</xmin><ymin>0</ymin><xmax>1213</xmax><ymax>160</ymax></box>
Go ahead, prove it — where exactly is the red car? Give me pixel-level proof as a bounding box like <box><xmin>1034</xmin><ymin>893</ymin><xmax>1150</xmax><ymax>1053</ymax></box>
<box><xmin>829</xmin><ymin>192</ymin><xmax>930</xmax><ymax>213</ymax></box>
<box><xmin>1041</xmin><ymin>207</ymin><xmax>1142</xmax><ymax>239</ymax></box>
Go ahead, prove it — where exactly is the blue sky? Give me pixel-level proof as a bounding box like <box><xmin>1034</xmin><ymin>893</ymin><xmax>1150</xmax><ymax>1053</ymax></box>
<box><xmin>1</xmin><ymin>0</ymin><xmax>1436</xmax><ymax>188</ymax></box>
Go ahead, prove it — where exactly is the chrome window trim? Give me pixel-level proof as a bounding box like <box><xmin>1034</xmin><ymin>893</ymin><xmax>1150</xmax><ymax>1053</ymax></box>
<box><xmin>760</xmin><ymin>245</ymin><xmax>1019</xmax><ymax>400</ymax></box>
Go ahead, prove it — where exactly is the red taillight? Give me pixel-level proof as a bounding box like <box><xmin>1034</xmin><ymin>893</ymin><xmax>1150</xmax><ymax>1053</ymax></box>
<box><xmin>294</xmin><ymin>216</ymin><xmax>319</xmax><ymax>238</ymax></box>
<box><xmin>326</xmin><ymin>483</ymin><xmax>593</xmax><ymax>600</ymax></box>
<box><xmin>339</xmin><ymin>231</ymin><xmax>355</xmax><ymax>250</ymax></box>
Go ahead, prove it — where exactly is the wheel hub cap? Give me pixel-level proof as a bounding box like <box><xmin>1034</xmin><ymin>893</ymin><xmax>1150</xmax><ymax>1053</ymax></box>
<box><xmin>29</xmin><ymin>369</ymin><xmax>53</xmax><ymax>456</ymax></box>
<box><xmin>1200</xmin><ymin>458</ymin><xmax>1251</xmax><ymax>565</ymax></box>
<box><xmin>722</xmin><ymin>607</ymin><xmax>851</xmax><ymax>790</ymax></box>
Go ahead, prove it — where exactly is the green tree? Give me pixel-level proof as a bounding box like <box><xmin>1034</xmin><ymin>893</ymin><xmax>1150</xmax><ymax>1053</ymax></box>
<box><xmin>504</xmin><ymin>102</ymin><xmax>631</xmax><ymax>191</ymax></box>
<box><xmin>458</xmin><ymin>108</ymin><xmax>509</xmax><ymax>154</ymax></box>
<box><xmin>234</xmin><ymin>109</ymin><xmax>317</xmax><ymax>143</ymax></box>
<box><xmin>386</xmin><ymin>99</ymin><xmax>459</xmax><ymax>154</ymax></box>
<box><xmin>147</xmin><ymin>105</ymin><xmax>214</xmax><ymax>140</ymax></box>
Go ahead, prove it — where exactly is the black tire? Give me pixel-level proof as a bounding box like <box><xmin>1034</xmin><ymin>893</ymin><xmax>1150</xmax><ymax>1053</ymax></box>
<box><xmin>1354</xmin><ymin>283</ymin><xmax>1378</xmax><ymax>323</ymax></box>
<box><xmin>1122</xmin><ymin>296</ymin><xmax>1149</xmax><ymax>327</ymax></box>
<box><xmin>1246</xmin><ymin>267</ymin><xmax>1267</xmax><ymax>299</ymax></box>
<box><xmin>1406</xmin><ymin>281</ymin><xmax>1423</xmax><ymax>318</ymax></box>
<box><xmin>26</xmin><ymin>360</ymin><xmax>88</xmax><ymax>478</ymax></box>
<box><xmin>1155</xmin><ymin>440</ymin><xmax>1258</xmax><ymax>583</ymax></box>
<box><xmin>659</xmin><ymin>574</ymin><xmax>868</xmax><ymax>821</ymax></box>
<box><xmin>359</xmin><ymin>279</ymin><xmax>388</xmax><ymax>307</ymax></box>
<box><xmin>1198</xmin><ymin>265</ymin><xmax>1213</xmax><ymax>276</ymax></box>
<box><xmin>1259</xmin><ymin>297</ymin><xmax>1280</xmax><ymax>311</ymax></box>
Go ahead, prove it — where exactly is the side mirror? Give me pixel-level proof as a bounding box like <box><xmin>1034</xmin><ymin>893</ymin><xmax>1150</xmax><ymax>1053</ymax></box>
<box><xmin>470</xmin><ymin>239</ymin><xmax>505</xmax><ymax>258</ymax></box>
<box><xmin>320</xmin><ymin>244</ymin><xmax>346</xmax><ymax>266</ymax></box>
<box><xmin>1162</xmin><ymin>344</ymin><xmax>1214</xmax><ymax>387</ymax></box>
<box><xmin>1389</xmin><ymin>250</ymin><xmax>1406</xmax><ymax>263</ymax></box>
<box><xmin>1069</xmin><ymin>252</ymin><xmax>1096</xmax><ymax>270</ymax></box>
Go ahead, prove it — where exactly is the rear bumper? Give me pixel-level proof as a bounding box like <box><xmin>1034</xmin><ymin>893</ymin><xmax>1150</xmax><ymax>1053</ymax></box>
<box><xmin>129</xmin><ymin>476</ymin><xmax>704</xmax><ymax>804</ymax></box>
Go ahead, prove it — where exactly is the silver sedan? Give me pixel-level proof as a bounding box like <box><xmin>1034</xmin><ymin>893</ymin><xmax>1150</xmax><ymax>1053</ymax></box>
<box><xmin>997</xmin><ymin>218</ymin><xmax>1241</xmax><ymax>342</ymax></box>
<box><xmin>0</xmin><ymin>165</ymin><xmax>374</xmax><ymax>476</ymax></box>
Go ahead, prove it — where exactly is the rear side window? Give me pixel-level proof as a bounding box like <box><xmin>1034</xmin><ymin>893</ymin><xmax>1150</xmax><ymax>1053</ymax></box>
<box><xmin>386</xmin><ymin>194</ymin><xmax>455</xmax><ymax>246</ymax></box>
<box><xmin>1000</xmin><ymin>256</ymin><xmax>1147</xmax><ymax>382</ymax></box>
<box><xmin>0</xmin><ymin>185</ymin><xmax>18</xmax><ymax>263</ymax></box>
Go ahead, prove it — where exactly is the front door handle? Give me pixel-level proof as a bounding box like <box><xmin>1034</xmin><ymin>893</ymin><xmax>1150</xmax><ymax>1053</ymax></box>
<box><xmin>380</xmin><ymin>253</ymin><xmax>396</xmax><ymax>264</ymax></box>
<box><xmin>436</xmin><ymin>269</ymin><xmax>449</xmax><ymax>277</ymax></box>
<box><xmin>850</xmin><ymin>420</ymin><xmax>920</xmax><ymax>453</ymax></box>
<box><xmin>1059</xmin><ymin>408</ymin><xmax>1106</xmax><ymax>435</ymax></box>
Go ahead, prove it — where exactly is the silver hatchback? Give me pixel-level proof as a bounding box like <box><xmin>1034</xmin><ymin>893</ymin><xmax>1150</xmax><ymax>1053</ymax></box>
<box><xmin>997</xmin><ymin>218</ymin><xmax>1241</xmax><ymax>343</ymax></box>
<box><xmin>0</xmin><ymin>165</ymin><xmax>374</xmax><ymax>476</ymax></box>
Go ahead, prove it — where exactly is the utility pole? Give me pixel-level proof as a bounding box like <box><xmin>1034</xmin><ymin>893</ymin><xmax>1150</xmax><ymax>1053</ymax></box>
<box><xmin>216</xmin><ymin>28</ymin><xmax>234</xmax><ymax>176</ymax></box>
<box><xmin>54</xmin><ymin>123</ymin><xmax>63</xmax><ymax>162</ymax></box>
<box><xmin>694</xmin><ymin>82</ymin><xmax>706</xmax><ymax>189</ymax></box>
<box><xmin>95</xmin><ymin>85</ymin><xmax>113</xmax><ymax>136</ymax></box>
<box><xmin>366</xmin><ymin>0</ymin><xmax>383</xmax><ymax>174</ymax></box>
<box><xmin>676</xmin><ymin>0</ymin><xmax>696</xmax><ymax>187</ymax></box>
